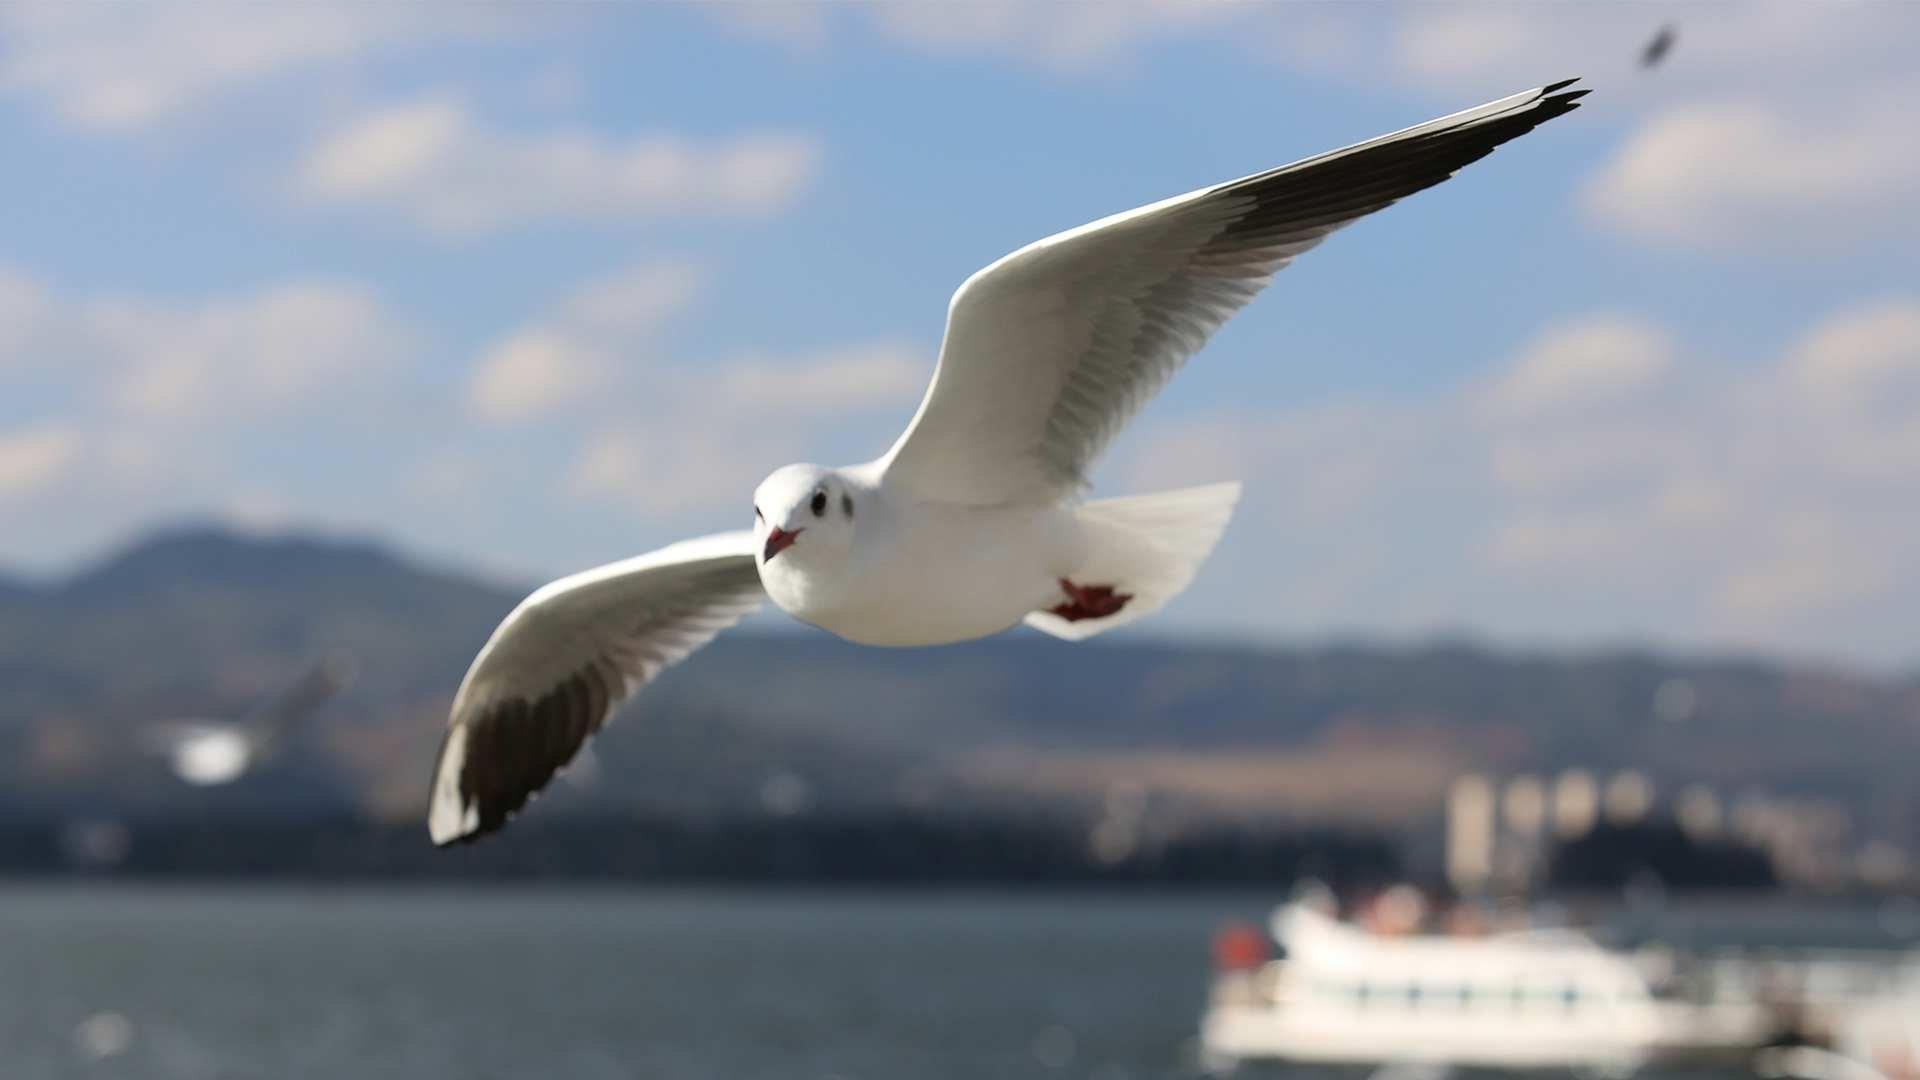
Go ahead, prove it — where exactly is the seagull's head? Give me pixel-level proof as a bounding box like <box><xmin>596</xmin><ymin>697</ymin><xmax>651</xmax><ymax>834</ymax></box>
<box><xmin>752</xmin><ymin>464</ymin><xmax>858</xmax><ymax>579</ymax></box>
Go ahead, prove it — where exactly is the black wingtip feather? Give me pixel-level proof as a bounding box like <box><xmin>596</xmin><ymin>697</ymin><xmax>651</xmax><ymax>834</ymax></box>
<box><xmin>428</xmin><ymin>665</ymin><xmax>614</xmax><ymax>848</ymax></box>
<box><xmin>1203</xmin><ymin>76</ymin><xmax>1592</xmax><ymax>262</ymax></box>
<box><xmin>1542</xmin><ymin>76</ymin><xmax>1581</xmax><ymax>94</ymax></box>
<box><xmin>1533</xmin><ymin>86</ymin><xmax>1591</xmax><ymax>124</ymax></box>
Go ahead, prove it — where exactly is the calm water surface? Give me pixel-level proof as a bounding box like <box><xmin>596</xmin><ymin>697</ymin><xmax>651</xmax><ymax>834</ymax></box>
<box><xmin>4</xmin><ymin>886</ymin><xmax>1871</xmax><ymax>1080</ymax></box>
<box><xmin>0</xmin><ymin>885</ymin><xmax>1276</xmax><ymax>1080</ymax></box>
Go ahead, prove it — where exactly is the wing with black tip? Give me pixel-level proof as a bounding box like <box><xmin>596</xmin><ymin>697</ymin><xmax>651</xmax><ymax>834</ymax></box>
<box><xmin>882</xmin><ymin>79</ymin><xmax>1588</xmax><ymax>504</ymax></box>
<box><xmin>427</xmin><ymin>532</ymin><xmax>763</xmax><ymax>845</ymax></box>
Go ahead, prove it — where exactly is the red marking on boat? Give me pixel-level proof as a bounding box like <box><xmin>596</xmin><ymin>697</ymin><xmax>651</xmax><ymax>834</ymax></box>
<box><xmin>1211</xmin><ymin>921</ymin><xmax>1269</xmax><ymax>972</ymax></box>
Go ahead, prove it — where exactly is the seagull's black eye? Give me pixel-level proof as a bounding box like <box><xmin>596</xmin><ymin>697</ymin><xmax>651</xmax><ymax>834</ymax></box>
<box><xmin>809</xmin><ymin>491</ymin><xmax>828</xmax><ymax>518</ymax></box>
<box><xmin>841</xmin><ymin>493</ymin><xmax>854</xmax><ymax>519</ymax></box>
<box><xmin>754</xmin><ymin>505</ymin><xmax>764</xmax><ymax>522</ymax></box>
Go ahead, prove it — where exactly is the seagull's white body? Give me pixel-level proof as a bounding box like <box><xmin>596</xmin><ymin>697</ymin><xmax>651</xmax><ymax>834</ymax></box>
<box><xmin>754</xmin><ymin>467</ymin><xmax>1240</xmax><ymax>647</ymax></box>
<box><xmin>429</xmin><ymin>79</ymin><xmax>1589</xmax><ymax>845</ymax></box>
<box><xmin>758</xmin><ymin>471</ymin><xmax>1080</xmax><ymax>648</ymax></box>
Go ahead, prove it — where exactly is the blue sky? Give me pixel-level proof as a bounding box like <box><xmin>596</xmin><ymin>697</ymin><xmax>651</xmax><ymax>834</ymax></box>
<box><xmin>1</xmin><ymin>3</ymin><xmax>1916</xmax><ymax>667</ymax></box>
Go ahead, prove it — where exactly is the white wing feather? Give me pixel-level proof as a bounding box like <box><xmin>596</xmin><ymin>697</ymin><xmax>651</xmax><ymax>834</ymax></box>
<box><xmin>880</xmin><ymin>80</ymin><xmax>1587</xmax><ymax>504</ymax></box>
<box><xmin>428</xmin><ymin>530</ymin><xmax>763</xmax><ymax>845</ymax></box>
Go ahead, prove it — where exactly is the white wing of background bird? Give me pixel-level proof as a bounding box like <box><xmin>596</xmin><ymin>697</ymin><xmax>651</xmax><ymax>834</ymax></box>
<box><xmin>880</xmin><ymin>79</ymin><xmax>1587</xmax><ymax>506</ymax></box>
<box><xmin>241</xmin><ymin>653</ymin><xmax>354</xmax><ymax>749</ymax></box>
<box><xmin>427</xmin><ymin>531</ymin><xmax>764</xmax><ymax>845</ymax></box>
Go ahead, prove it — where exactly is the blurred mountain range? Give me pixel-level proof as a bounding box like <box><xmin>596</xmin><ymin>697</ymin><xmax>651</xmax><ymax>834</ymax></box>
<box><xmin>2</xmin><ymin>524</ymin><xmax>1915</xmax><ymax>854</ymax></box>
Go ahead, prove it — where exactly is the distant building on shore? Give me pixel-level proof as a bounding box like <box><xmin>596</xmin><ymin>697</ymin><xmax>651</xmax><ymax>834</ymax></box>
<box><xmin>1443</xmin><ymin>768</ymin><xmax>1909</xmax><ymax>894</ymax></box>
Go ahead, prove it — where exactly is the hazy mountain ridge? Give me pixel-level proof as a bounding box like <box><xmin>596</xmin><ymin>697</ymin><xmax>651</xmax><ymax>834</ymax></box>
<box><xmin>1</xmin><ymin>524</ymin><xmax>1914</xmax><ymax>850</ymax></box>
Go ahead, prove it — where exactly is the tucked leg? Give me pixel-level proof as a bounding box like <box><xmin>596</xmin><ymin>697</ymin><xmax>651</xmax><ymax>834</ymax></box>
<box><xmin>1048</xmin><ymin>578</ymin><xmax>1134</xmax><ymax>622</ymax></box>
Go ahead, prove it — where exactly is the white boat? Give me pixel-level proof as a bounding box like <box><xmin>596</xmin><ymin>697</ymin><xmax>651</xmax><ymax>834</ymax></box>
<box><xmin>1201</xmin><ymin>892</ymin><xmax>1920</xmax><ymax>1074</ymax></box>
<box><xmin>1827</xmin><ymin>990</ymin><xmax>1920</xmax><ymax>1080</ymax></box>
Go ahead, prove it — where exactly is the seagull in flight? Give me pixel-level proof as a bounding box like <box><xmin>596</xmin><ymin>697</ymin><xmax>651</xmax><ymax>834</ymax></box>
<box><xmin>149</xmin><ymin>655</ymin><xmax>354</xmax><ymax>786</ymax></box>
<box><xmin>429</xmin><ymin>79</ymin><xmax>1589</xmax><ymax>845</ymax></box>
<box><xmin>1640</xmin><ymin>24</ymin><xmax>1677</xmax><ymax>69</ymax></box>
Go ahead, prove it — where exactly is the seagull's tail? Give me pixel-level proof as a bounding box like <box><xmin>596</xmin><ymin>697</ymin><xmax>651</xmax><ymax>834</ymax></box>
<box><xmin>1025</xmin><ymin>482</ymin><xmax>1240</xmax><ymax>642</ymax></box>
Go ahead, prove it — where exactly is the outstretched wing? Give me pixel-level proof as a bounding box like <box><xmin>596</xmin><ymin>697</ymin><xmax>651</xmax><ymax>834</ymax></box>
<box><xmin>241</xmin><ymin>653</ymin><xmax>354</xmax><ymax>742</ymax></box>
<box><xmin>881</xmin><ymin>79</ymin><xmax>1588</xmax><ymax>505</ymax></box>
<box><xmin>428</xmin><ymin>531</ymin><xmax>763</xmax><ymax>845</ymax></box>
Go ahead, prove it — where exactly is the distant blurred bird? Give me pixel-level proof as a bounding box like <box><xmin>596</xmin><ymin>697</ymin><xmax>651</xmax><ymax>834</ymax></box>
<box><xmin>1641</xmin><ymin>24</ymin><xmax>1677</xmax><ymax>69</ymax></box>
<box><xmin>428</xmin><ymin>79</ymin><xmax>1589</xmax><ymax>846</ymax></box>
<box><xmin>147</xmin><ymin>655</ymin><xmax>353</xmax><ymax>786</ymax></box>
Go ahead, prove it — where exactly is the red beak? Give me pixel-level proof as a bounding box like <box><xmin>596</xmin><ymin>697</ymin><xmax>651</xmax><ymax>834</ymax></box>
<box><xmin>763</xmin><ymin>526</ymin><xmax>802</xmax><ymax>562</ymax></box>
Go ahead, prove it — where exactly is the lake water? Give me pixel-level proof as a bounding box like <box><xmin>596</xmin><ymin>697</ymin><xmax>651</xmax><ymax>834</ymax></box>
<box><xmin>0</xmin><ymin>885</ymin><xmax>1279</xmax><ymax>1080</ymax></box>
<box><xmin>6</xmin><ymin>886</ymin><xmax>1887</xmax><ymax>1080</ymax></box>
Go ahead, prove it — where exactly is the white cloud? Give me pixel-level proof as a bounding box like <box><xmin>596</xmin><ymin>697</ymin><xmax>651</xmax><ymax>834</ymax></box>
<box><xmin>0</xmin><ymin>268</ymin><xmax>48</xmax><ymax>361</ymax></box>
<box><xmin>704</xmin><ymin>3</ymin><xmax>832</xmax><ymax>54</ymax></box>
<box><xmin>1480</xmin><ymin>316</ymin><xmax>1675</xmax><ymax>419</ymax></box>
<box><xmin>552</xmin><ymin>263</ymin><xmax>707</xmax><ymax>340</ymax></box>
<box><xmin>1487</xmin><ymin>425</ymin><xmax>1683</xmax><ymax>500</ymax></box>
<box><xmin>295</xmin><ymin>97</ymin><xmax>823</xmax><ymax>234</ymax></box>
<box><xmin>297</xmin><ymin>100</ymin><xmax>464</xmax><ymax>199</ymax></box>
<box><xmin>1389</xmin><ymin>10</ymin><xmax>1554</xmax><ymax>85</ymax></box>
<box><xmin>1710</xmin><ymin>513</ymin><xmax>1887</xmax><ymax>624</ymax></box>
<box><xmin>0</xmin><ymin>4</ymin><xmax>489</xmax><ymax>131</ymax></box>
<box><xmin>0</xmin><ymin>267</ymin><xmax>441</xmax><ymax>573</ymax></box>
<box><xmin>1485</xmin><ymin>511</ymin><xmax>1642</xmax><ymax>572</ymax></box>
<box><xmin>1786</xmin><ymin>299</ymin><xmax>1920</xmax><ymax>409</ymax></box>
<box><xmin>704</xmin><ymin>3</ymin><xmax>1915</xmax><ymax>264</ymax></box>
<box><xmin>0</xmin><ymin>424</ymin><xmax>80</xmax><ymax>500</ymax></box>
<box><xmin>0</xmin><ymin>269</ymin><xmax>421</xmax><ymax>424</ymax></box>
<box><xmin>562</xmin><ymin>340</ymin><xmax>927</xmax><ymax>517</ymax></box>
<box><xmin>717</xmin><ymin>342</ymin><xmax>927</xmax><ymax>415</ymax></box>
<box><xmin>1386</xmin><ymin>4</ymin><xmax>1917</xmax><ymax>100</ymax></box>
<box><xmin>465</xmin><ymin>263</ymin><xmax>705</xmax><ymax>425</ymax></box>
<box><xmin>468</xmin><ymin>332</ymin><xmax>608</xmax><ymax>427</ymax></box>
<box><xmin>461</xmin><ymin>265</ymin><xmax>926</xmax><ymax>518</ymax></box>
<box><xmin>1586</xmin><ymin>99</ymin><xmax>1920</xmax><ymax>251</ymax></box>
<box><xmin>816</xmin><ymin>1</ymin><xmax>1916</xmax><ymax>104</ymax></box>
<box><xmin>870</xmin><ymin>0</ymin><xmax>1248</xmax><ymax>70</ymax></box>
<box><xmin>89</xmin><ymin>283</ymin><xmax>422</xmax><ymax>422</ymax></box>
<box><xmin>568</xmin><ymin>425</ymin><xmax>775</xmax><ymax>516</ymax></box>
<box><xmin>1115</xmin><ymin>299</ymin><xmax>1920</xmax><ymax>666</ymax></box>
<box><xmin>1766</xmin><ymin>300</ymin><xmax>1920</xmax><ymax>485</ymax></box>
<box><xmin>1223</xmin><ymin>6</ymin><xmax>1920</xmax><ymax>263</ymax></box>
<box><xmin>1359</xmin><ymin>4</ymin><xmax>1920</xmax><ymax>257</ymax></box>
<box><xmin>522</xmin><ymin>64</ymin><xmax>588</xmax><ymax>111</ymax></box>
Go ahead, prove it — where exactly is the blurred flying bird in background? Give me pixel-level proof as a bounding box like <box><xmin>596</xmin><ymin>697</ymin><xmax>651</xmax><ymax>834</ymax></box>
<box><xmin>148</xmin><ymin>654</ymin><xmax>354</xmax><ymax>785</ymax></box>
<box><xmin>1641</xmin><ymin>24</ymin><xmax>1677</xmax><ymax>69</ymax></box>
